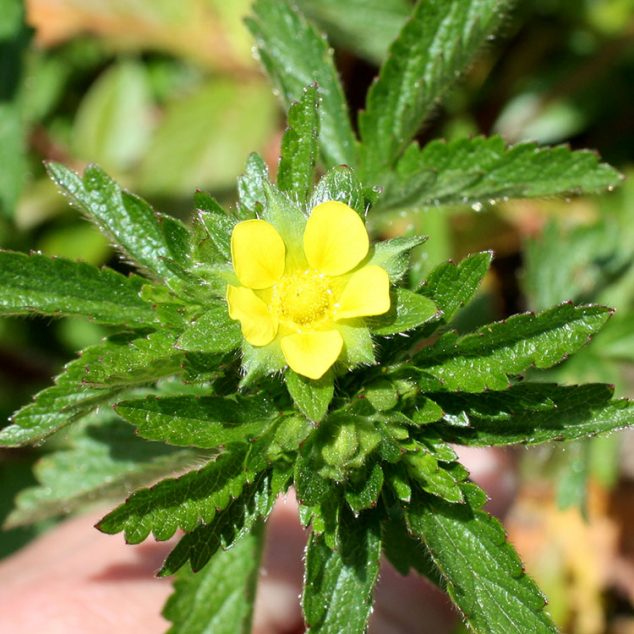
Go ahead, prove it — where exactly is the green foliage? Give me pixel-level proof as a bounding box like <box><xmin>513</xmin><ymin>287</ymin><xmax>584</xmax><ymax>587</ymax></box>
<box><xmin>378</xmin><ymin>136</ymin><xmax>623</xmax><ymax>211</ymax></box>
<box><xmin>246</xmin><ymin>0</ymin><xmax>357</xmax><ymax>168</ymax></box>
<box><xmin>163</xmin><ymin>522</ymin><xmax>264</xmax><ymax>634</ymax></box>
<box><xmin>359</xmin><ymin>0</ymin><xmax>513</xmax><ymax>180</ymax></box>
<box><xmin>303</xmin><ymin>508</ymin><xmax>381</xmax><ymax>633</ymax></box>
<box><xmin>407</xmin><ymin>485</ymin><xmax>558</xmax><ymax>633</ymax></box>
<box><xmin>2</xmin><ymin>1</ymin><xmax>633</xmax><ymax>632</ymax></box>
<box><xmin>0</xmin><ymin>251</ymin><xmax>160</xmax><ymax>327</ymax></box>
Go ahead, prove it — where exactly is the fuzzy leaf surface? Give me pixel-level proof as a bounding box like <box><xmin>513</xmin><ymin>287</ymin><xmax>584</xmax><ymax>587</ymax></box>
<box><xmin>285</xmin><ymin>370</ymin><xmax>333</xmax><ymax>422</ymax></box>
<box><xmin>278</xmin><ymin>84</ymin><xmax>320</xmax><ymax>204</ymax></box>
<box><xmin>432</xmin><ymin>383</ymin><xmax>634</xmax><ymax>446</ymax></box>
<box><xmin>6</xmin><ymin>415</ymin><xmax>197</xmax><ymax>527</ymax></box>
<box><xmin>176</xmin><ymin>305</ymin><xmax>241</xmax><ymax>355</ymax></box>
<box><xmin>303</xmin><ymin>508</ymin><xmax>381</xmax><ymax>633</ymax></box>
<box><xmin>159</xmin><ymin>470</ymin><xmax>286</xmax><ymax>575</ymax></box>
<box><xmin>115</xmin><ymin>394</ymin><xmax>278</xmax><ymax>448</ymax></box>
<box><xmin>407</xmin><ymin>485</ymin><xmax>557</xmax><ymax>633</ymax></box>
<box><xmin>97</xmin><ymin>440</ymin><xmax>274</xmax><ymax>543</ymax></box>
<box><xmin>416</xmin><ymin>303</ymin><xmax>611</xmax><ymax>391</ymax></box>
<box><xmin>0</xmin><ymin>251</ymin><xmax>159</xmax><ymax>327</ymax></box>
<box><xmin>360</xmin><ymin>2</ymin><xmax>512</xmax><ymax>179</ymax></box>
<box><xmin>247</xmin><ymin>0</ymin><xmax>357</xmax><ymax>168</ymax></box>
<box><xmin>419</xmin><ymin>251</ymin><xmax>492</xmax><ymax>325</ymax></box>
<box><xmin>368</xmin><ymin>288</ymin><xmax>439</xmax><ymax>335</ymax></box>
<box><xmin>47</xmin><ymin>162</ymin><xmax>190</xmax><ymax>280</ymax></box>
<box><xmin>163</xmin><ymin>523</ymin><xmax>264</xmax><ymax>634</ymax></box>
<box><xmin>380</xmin><ymin>137</ymin><xmax>623</xmax><ymax>210</ymax></box>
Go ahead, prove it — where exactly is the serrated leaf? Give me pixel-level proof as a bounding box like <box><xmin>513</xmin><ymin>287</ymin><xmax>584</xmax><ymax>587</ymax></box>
<box><xmin>380</xmin><ymin>136</ymin><xmax>623</xmax><ymax>210</ymax></box>
<box><xmin>159</xmin><ymin>469</ymin><xmax>286</xmax><ymax>575</ymax></box>
<box><xmin>0</xmin><ymin>251</ymin><xmax>160</xmax><ymax>327</ymax></box>
<box><xmin>115</xmin><ymin>393</ymin><xmax>277</xmax><ymax>448</ymax></box>
<box><xmin>247</xmin><ymin>0</ymin><xmax>357</xmax><ymax>168</ymax></box>
<box><xmin>237</xmin><ymin>153</ymin><xmax>269</xmax><ymax>218</ymax></box>
<box><xmin>5</xmin><ymin>414</ymin><xmax>197</xmax><ymax>528</ymax></box>
<box><xmin>285</xmin><ymin>369</ymin><xmax>334</xmax><ymax>422</ymax></box>
<box><xmin>0</xmin><ymin>334</ymin><xmax>168</xmax><ymax>446</ymax></box>
<box><xmin>419</xmin><ymin>251</ymin><xmax>492</xmax><ymax>324</ymax></box>
<box><xmin>360</xmin><ymin>2</ymin><xmax>512</xmax><ymax>179</ymax></box>
<box><xmin>303</xmin><ymin>507</ymin><xmax>381</xmax><ymax>634</ymax></box>
<box><xmin>81</xmin><ymin>330</ymin><xmax>182</xmax><ymax>388</ymax></box>
<box><xmin>407</xmin><ymin>485</ymin><xmax>557</xmax><ymax>633</ymax></box>
<box><xmin>278</xmin><ymin>84</ymin><xmax>320</xmax><ymax>203</ymax></box>
<box><xmin>176</xmin><ymin>304</ymin><xmax>241</xmax><ymax>355</ymax></box>
<box><xmin>163</xmin><ymin>522</ymin><xmax>264</xmax><ymax>634</ymax></box>
<box><xmin>367</xmin><ymin>235</ymin><xmax>426</xmax><ymax>283</ymax></box>
<box><xmin>368</xmin><ymin>287</ymin><xmax>439</xmax><ymax>335</ymax></box>
<box><xmin>97</xmin><ymin>442</ymin><xmax>271</xmax><ymax>543</ymax></box>
<box><xmin>432</xmin><ymin>383</ymin><xmax>634</xmax><ymax>446</ymax></box>
<box><xmin>191</xmin><ymin>193</ymin><xmax>236</xmax><ymax>264</ymax></box>
<box><xmin>46</xmin><ymin>162</ymin><xmax>190</xmax><ymax>280</ymax></box>
<box><xmin>416</xmin><ymin>303</ymin><xmax>612</xmax><ymax>392</ymax></box>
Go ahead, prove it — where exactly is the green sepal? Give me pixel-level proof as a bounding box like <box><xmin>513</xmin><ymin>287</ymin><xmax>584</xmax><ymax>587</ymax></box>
<box><xmin>237</xmin><ymin>152</ymin><xmax>269</xmax><ymax>218</ymax></box>
<box><xmin>367</xmin><ymin>235</ymin><xmax>426</xmax><ymax>283</ymax></box>
<box><xmin>191</xmin><ymin>192</ymin><xmax>236</xmax><ymax>264</ymax></box>
<box><xmin>285</xmin><ymin>369</ymin><xmax>334</xmax><ymax>422</ymax></box>
<box><xmin>310</xmin><ymin>165</ymin><xmax>377</xmax><ymax>217</ymax></box>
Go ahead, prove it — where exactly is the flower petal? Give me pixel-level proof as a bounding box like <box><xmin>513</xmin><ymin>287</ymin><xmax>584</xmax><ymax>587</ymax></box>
<box><xmin>334</xmin><ymin>265</ymin><xmax>390</xmax><ymax>320</ymax></box>
<box><xmin>281</xmin><ymin>330</ymin><xmax>343</xmax><ymax>379</ymax></box>
<box><xmin>303</xmin><ymin>201</ymin><xmax>369</xmax><ymax>276</ymax></box>
<box><xmin>231</xmin><ymin>219</ymin><xmax>286</xmax><ymax>289</ymax></box>
<box><xmin>227</xmin><ymin>285</ymin><xmax>278</xmax><ymax>346</ymax></box>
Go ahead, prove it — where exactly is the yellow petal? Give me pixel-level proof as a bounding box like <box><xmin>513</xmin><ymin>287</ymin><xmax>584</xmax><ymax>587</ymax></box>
<box><xmin>303</xmin><ymin>201</ymin><xmax>369</xmax><ymax>276</ymax></box>
<box><xmin>281</xmin><ymin>330</ymin><xmax>343</xmax><ymax>379</ymax></box>
<box><xmin>227</xmin><ymin>285</ymin><xmax>277</xmax><ymax>346</ymax></box>
<box><xmin>231</xmin><ymin>219</ymin><xmax>285</xmax><ymax>289</ymax></box>
<box><xmin>334</xmin><ymin>265</ymin><xmax>390</xmax><ymax>320</ymax></box>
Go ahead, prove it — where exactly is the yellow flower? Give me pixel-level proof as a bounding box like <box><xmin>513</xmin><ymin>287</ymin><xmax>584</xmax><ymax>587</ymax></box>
<box><xmin>227</xmin><ymin>201</ymin><xmax>390</xmax><ymax>380</ymax></box>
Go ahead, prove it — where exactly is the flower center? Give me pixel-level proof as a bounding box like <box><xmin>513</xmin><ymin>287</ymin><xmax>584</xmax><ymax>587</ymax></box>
<box><xmin>273</xmin><ymin>270</ymin><xmax>332</xmax><ymax>326</ymax></box>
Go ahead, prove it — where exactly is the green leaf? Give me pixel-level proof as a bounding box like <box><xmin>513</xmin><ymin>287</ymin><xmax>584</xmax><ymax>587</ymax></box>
<box><xmin>368</xmin><ymin>288</ymin><xmax>439</xmax><ymax>335</ymax></box>
<box><xmin>237</xmin><ymin>153</ymin><xmax>269</xmax><ymax>218</ymax></box>
<box><xmin>432</xmin><ymin>383</ymin><xmax>634</xmax><ymax>446</ymax></box>
<box><xmin>285</xmin><ymin>369</ymin><xmax>334</xmax><ymax>422</ymax></box>
<box><xmin>405</xmin><ymin>451</ymin><xmax>464</xmax><ymax>503</ymax></box>
<box><xmin>176</xmin><ymin>305</ymin><xmax>241</xmax><ymax>355</ymax></box>
<box><xmin>46</xmin><ymin>162</ymin><xmax>190</xmax><ymax>281</ymax></box>
<box><xmin>191</xmin><ymin>193</ymin><xmax>236</xmax><ymax>264</ymax></box>
<box><xmin>115</xmin><ymin>394</ymin><xmax>277</xmax><ymax>448</ymax></box>
<box><xmin>139</xmin><ymin>78</ymin><xmax>276</xmax><ymax>197</ymax></box>
<box><xmin>81</xmin><ymin>331</ymin><xmax>182</xmax><ymax>388</ymax></box>
<box><xmin>5</xmin><ymin>414</ymin><xmax>197</xmax><ymax>528</ymax></box>
<box><xmin>278</xmin><ymin>84</ymin><xmax>320</xmax><ymax>203</ymax></box>
<box><xmin>295</xmin><ymin>0</ymin><xmax>410</xmax><ymax>64</ymax></box>
<box><xmin>159</xmin><ymin>470</ymin><xmax>285</xmax><ymax>575</ymax></box>
<box><xmin>407</xmin><ymin>485</ymin><xmax>557</xmax><ymax>633</ymax></box>
<box><xmin>163</xmin><ymin>522</ymin><xmax>264</xmax><ymax>634</ymax></box>
<box><xmin>367</xmin><ymin>236</ymin><xmax>426</xmax><ymax>283</ymax></box>
<box><xmin>416</xmin><ymin>303</ymin><xmax>612</xmax><ymax>392</ymax></box>
<box><xmin>0</xmin><ymin>331</ymin><xmax>185</xmax><ymax>447</ymax></box>
<box><xmin>72</xmin><ymin>60</ymin><xmax>152</xmax><ymax>172</ymax></box>
<box><xmin>303</xmin><ymin>507</ymin><xmax>381</xmax><ymax>634</ymax></box>
<box><xmin>97</xmin><ymin>443</ymin><xmax>267</xmax><ymax>543</ymax></box>
<box><xmin>0</xmin><ymin>251</ymin><xmax>160</xmax><ymax>327</ymax></box>
<box><xmin>379</xmin><ymin>137</ymin><xmax>623</xmax><ymax>210</ymax></box>
<box><xmin>247</xmin><ymin>0</ymin><xmax>358</xmax><ymax>168</ymax></box>
<box><xmin>419</xmin><ymin>251</ymin><xmax>492</xmax><ymax>325</ymax></box>
<box><xmin>360</xmin><ymin>1</ymin><xmax>512</xmax><ymax>179</ymax></box>
<box><xmin>344</xmin><ymin>462</ymin><xmax>384</xmax><ymax>512</ymax></box>
<box><xmin>364</xmin><ymin>380</ymin><xmax>398</xmax><ymax>412</ymax></box>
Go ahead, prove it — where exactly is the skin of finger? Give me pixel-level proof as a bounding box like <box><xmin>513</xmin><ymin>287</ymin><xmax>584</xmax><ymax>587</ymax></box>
<box><xmin>0</xmin><ymin>447</ymin><xmax>515</xmax><ymax>634</ymax></box>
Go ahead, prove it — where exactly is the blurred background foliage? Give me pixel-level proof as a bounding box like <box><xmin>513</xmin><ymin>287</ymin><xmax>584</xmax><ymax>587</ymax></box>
<box><xmin>1</xmin><ymin>0</ymin><xmax>633</xmax><ymax>631</ymax></box>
